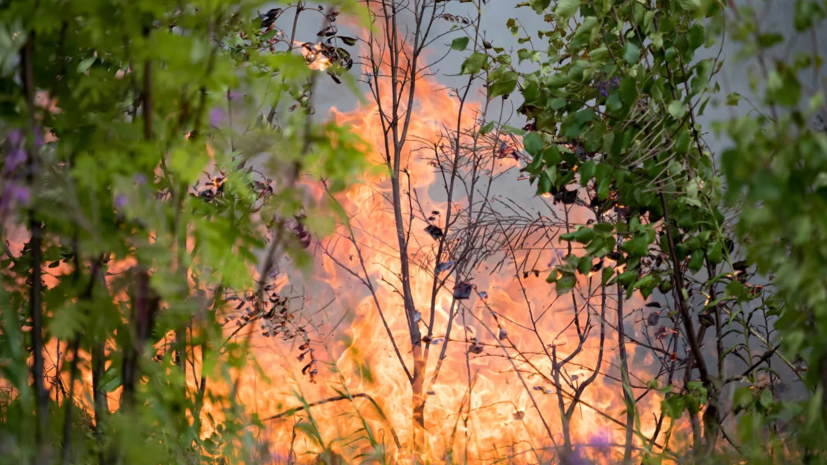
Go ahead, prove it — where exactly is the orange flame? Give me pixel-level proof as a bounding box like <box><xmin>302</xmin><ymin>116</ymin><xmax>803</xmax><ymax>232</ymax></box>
<box><xmin>238</xmin><ymin>41</ymin><xmax>682</xmax><ymax>464</ymax></box>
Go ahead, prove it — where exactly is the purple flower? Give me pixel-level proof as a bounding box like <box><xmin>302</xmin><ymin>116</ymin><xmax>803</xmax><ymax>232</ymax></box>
<box><xmin>5</xmin><ymin>149</ymin><xmax>26</xmax><ymax>174</ymax></box>
<box><xmin>115</xmin><ymin>194</ymin><xmax>127</xmax><ymax>208</ymax></box>
<box><xmin>228</xmin><ymin>91</ymin><xmax>243</xmax><ymax>101</ymax></box>
<box><xmin>33</xmin><ymin>126</ymin><xmax>43</xmax><ymax>148</ymax></box>
<box><xmin>4</xmin><ymin>183</ymin><xmax>30</xmax><ymax>206</ymax></box>
<box><xmin>209</xmin><ymin>108</ymin><xmax>224</xmax><ymax>128</ymax></box>
<box><xmin>6</xmin><ymin>129</ymin><xmax>22</xmax><ymax>147</ymax></box>
<box><xmin>612</xmin><ymin>76</ymin><xmax>620</xmax><ymax>87</ymax></box>
<box><xmin>133</xmin><ymin>173</ymin><xmax>148</xmax><ymax>185</ymax></box>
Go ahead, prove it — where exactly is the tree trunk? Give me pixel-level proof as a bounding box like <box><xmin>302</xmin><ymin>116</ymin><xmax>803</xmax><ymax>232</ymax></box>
<box><xmin>92</xmin><ymin>341</ymin><xmax>108</xmax><ymax>464</ymax></box>
<box><xmin>411</xmin><ymin>349</ymin><xmax>426</xmax><ymax>463</ymax></box>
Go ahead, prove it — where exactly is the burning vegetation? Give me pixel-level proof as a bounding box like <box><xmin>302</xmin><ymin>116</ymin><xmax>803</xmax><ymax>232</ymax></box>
<box><xmin>0</xmin><ymin>0</ymin><xmax>823</xmax><ymax>464</ymax></box>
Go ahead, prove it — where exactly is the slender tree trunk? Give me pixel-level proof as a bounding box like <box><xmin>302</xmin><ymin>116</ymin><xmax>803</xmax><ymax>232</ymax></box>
<box><xmin>92</xmin><ymin>341</ymin><xmax>108</xmax><ymax>463</ymax></box>
<box><xmin>22</xmin><ymin>34</ymin><xmax>52</xmax><ymax>465</ymax></box>
<box><xmin>616</xmin><ymin>243</ymin><xmax>634</xmax><ymax>463</ymax></box>
<box><xmin>660</xmin><ymin>195</ymin><xmax>721</xmax><ymax>454</ymax></box>
<box><xmin>552</xmin><ymin>349</ymin><xmax>572</xmax><ymax>460</ymax></box>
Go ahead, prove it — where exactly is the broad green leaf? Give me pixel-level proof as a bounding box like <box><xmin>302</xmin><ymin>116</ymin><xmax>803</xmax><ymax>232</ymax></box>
<box><xmin>623</xmin><ymin>42</ymin><xmax>640</xmax><ymax>64</ymax></box>
<box><xmin>452</xmin><ymin>37</ymin><xmax>470</xmax><ymax>51</ymax></box>
<box><xmin>77</xmin><ymin>57</ymin><xmax>96</xmax><ymax>72</ymax></box>
<box><xmin>556</xmin><ymin>274</ymin><xmax>577</xmax><ymax>294</ymax></box>
<box><xmin>488</xmin><ymin>71</ymin><xmax>519</xmax><ymax>98</ymax></box>
<box><xmin>560</xmin><ymin>226</ymin><xmax>596</xmax><ymax>244</ymax></box>
<box><xmin>523</xmin><ymin>132</ymin><xmax>544</xmax><ymax>155</ymax></box>
<box><xmin>725</xmin><ymin>92</ymin><xmax>742</xmax><ymax>106</ymax></box>
<box><xmin>668</xmin><ymin>100</ymin><xmax>686</xmax><ymax>120</ymax></box>
<box><xmin>555</xmin><ymin>0</ymin><xmax>580</xmax><ymax>20</ymax></box>
<box><xmin>677</xmin><ymin>0</ymin><xmax>701</xmax><ymax>10</ymax></box>
<box><xmin>460</xmin><ymin>52</ymin><xmax>487</xmax><ymax>74</ymax></box>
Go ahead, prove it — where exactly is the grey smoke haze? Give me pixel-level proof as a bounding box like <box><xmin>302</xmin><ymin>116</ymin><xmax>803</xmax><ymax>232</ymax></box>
<box><xmin>274</xmin><ymin>0</ymin><xmax>825</xmax><ymax>142</ymax></box>
<box><xmin>266</xmin><ymin>0</ymin><xmax>823</xmax><ymax>416</ymax></box>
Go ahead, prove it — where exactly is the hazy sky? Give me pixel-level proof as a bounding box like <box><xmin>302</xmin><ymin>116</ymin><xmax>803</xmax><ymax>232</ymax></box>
<box><xmin>275</xmin><ymin>0</ymin><xmax>825</xmax><ymax>153</ymax></box>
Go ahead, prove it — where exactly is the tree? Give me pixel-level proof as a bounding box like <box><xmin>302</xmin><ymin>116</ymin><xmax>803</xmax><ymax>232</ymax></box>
<box><xmin>0</xmin><ymin>0</ymin><xmax>366</xmax><ymax>463</ymax></box>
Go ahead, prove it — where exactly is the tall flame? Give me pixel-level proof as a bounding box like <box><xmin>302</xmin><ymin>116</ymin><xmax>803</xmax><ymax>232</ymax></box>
<box><xmin>241</xmin><ymin>43</ymin><xmax>680</xmax><ymax>464</ymax></box>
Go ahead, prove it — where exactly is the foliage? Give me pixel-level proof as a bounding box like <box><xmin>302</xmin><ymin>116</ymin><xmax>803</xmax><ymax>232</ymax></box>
<box><xmin>3</xmin><ymin>0</ymin><xmax>827</xmax><ymax>462</ymax></box>
<box><xmin>0</xmin><ymin>0</ymin><xmax>366</xmax><ymax>463</ymax></box>
<box><xmin>718</xmin><ymin>0</ymin><xmax>827</xmax><ymax>457</ymax></box>
<box><xmin>455</xmin><ymin>0</ymin><xmax>827</xmax><ymax>461</ymax></box>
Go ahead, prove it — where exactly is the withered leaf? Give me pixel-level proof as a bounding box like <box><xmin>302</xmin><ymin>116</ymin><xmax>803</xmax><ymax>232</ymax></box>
<box><xmin>317</xmin><ymin>25</ymin><xmax>338</xmax><ymax>37</ymax></box>
<box><xmin>498</xmin><ymin>328</ymin><xmax>507</xmax><ymax>340</ymax></box>
<box><xmin>453</xmin><ymin>282</ymin><xmax>473</xmax><ymax>300</ymax></box>
<box><xmin>339</xmin><ymin>36</ymin><xmax>357</xmax><ymax>46</ymax></box>
<box><xmin>435</xmin><ymin>261</ymin><xmax>454</xmax><ymax>273</ymax></box>
<box><xmin>425</xmin><ymin>224</ymin><xmax>444</xmax><ymax>239</ymax></box>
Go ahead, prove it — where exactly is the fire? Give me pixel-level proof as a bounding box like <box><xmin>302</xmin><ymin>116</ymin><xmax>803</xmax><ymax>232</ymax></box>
<box><xmin>298</xmin><ymin>42</ymin><xmax>332</xmax><ymax>71</ymax></box>
<box><xmin>6</xmin><ymin>30</ymin><xmax>694</xmax><ymax>465</ymax></box>
<box><xmin>238</xmin><ymin>39</ymin><xmax>677</xmax><ymax>465</ymax></box>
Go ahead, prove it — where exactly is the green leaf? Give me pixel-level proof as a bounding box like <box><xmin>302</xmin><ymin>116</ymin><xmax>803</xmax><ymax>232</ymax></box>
<box><xmin>560</xmin><ymin>226</ymin><xmax>596</xmax><ymax>244</ymax></box>
<box><xmin>795</xmin><ymin>0</ymin><xmax>826</xmax><ymax>32</ymax></box>
<box><xmin>668</xmin><ymin>100</ymin><xmax>686</xmax><ymax>120</ymax></box>
<box><xmin>677</xmin><ymin>0</ymin><xmax>701</xmax><ymax>11</ymax></box>
<box><xmin>480</xmin><ymin>121</ymin><xmax>495</xmax><ymax>135</ymax></box>
<box><xmin>551</xmin><ymin>98</ymin><xmax>567</xmax><ymax>110</ymax></box>
<box><xmin>452</xmin><ymin>36</ymin><xmax>470</xmax><ymax>51</ymax></box>
<box><xmin>725</xmin><ymin>92</ymin><xmax>743</xmax><ymax>106</ymax></box>
<box><xmin>460</xmin><ymin>52</ymin><xmax>487</xmax><ymax>74</ymax></box>
<box><xmin>688</xmin><ymin>251</ymin><xmax>704</xmax><ymax>273</ymax></box>
<box><xmin>631</xmin><ymin>274</ymin><xmax>654</xmax><ymax>291</ymax></box>
<box><xmin>606</xmin><ymin>92</ymin><xmax>622</xmax><ymax>111</ymax></box>
<box><xmin>579</xmin><ymin>161</ymin><xmax>596</xmax><ymax>185</ymax></box>
<box><xmin>543</xmin><ymin>145</ymin><xmax>562</xmax><ymax>165</ymax></box>
<box><xmin>707</xmin><ymin>241</ymin><xmax>723</xmax><ymax>265</ymax></box>
<box><xmin>759</xmin><ymin>389</ymin><xmax>774</xmax><ymax>409</ymax></box>
<box><xmin>488</xmin><ymin>71</ymin><xmax>519</xmax><ymax>98</ymax></box>
<box><xmin>758</xmin><ymin>33</ymin><xmax>784</xmax><ymax>49</ymax></box>
<box><xmin>575</xmin><ymin>109</ymin><xmax>594</xmax><ymax>125</ymax></box>
<box><xmin>601</xmin><ymin>266</ymin><xmax>614</xmax><ymax>285</ymax></box>
<box><xmin>537</xmin><ymin>171</ymin><xmax>552</xmax><ymax>195</ymax></box>
<box><xmin>725</xmin><ymin>280</ymin><xmax>748</xmax><ymax>300</ymax></box>
<box><xmin>687</xmin><ymin>24</ymin><xmax>705</xmax><ymax>50</ymax></box>
<box><xmin>554</xmin><ymin>0</ymin><xmax>580</xmax><ymax>20</ymax></box>
<box><xmin>623</xmin><ymin>42</ymin><xmax>640</xmax><ymax>65</ymax></box>
<box><xmin>620</xmin><ymin>77</ymin><xmax>638</xmax><ymax>105</ymax></box>
<box><xmin>77</xmin><ymin>57</ymin><xmax>96</xmax><ymax>72</ymax></box>
<box><xmin>593</xmin><ymin>222</ymin><xmax>613</xmax><ymax>233</ymax></box>
<box><xmin>523</xmin><ymin>132</ymin><xmax>544</xmax><ymax>156</ymax></box>
<box><xmin>662</xmin><ymin>395</ymin><xmax>685</xmax><ymax>419</ymax></box>
<box><xmin>556</xmin><ymin>274</ymin><xmax>577</xmax><ymax>294</ymax></box>
<box><xmin>767</xmin><ymin>67</ymin><xmax>801</xmax><ymax>106</ymax></box>
<box><xmin>734</xmin><ymin>386</ymin><xmax>754</xmax><ymax>411</ymax></box>
<box><xmin>100</xmin><ymin>367</ymin><xmax>122</xmax><ymax>393</ymax></box>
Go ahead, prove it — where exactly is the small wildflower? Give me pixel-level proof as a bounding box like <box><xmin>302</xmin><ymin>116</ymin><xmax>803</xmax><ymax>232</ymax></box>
<box><xmin>115</xmin><ymin>195</ymin><xmax>127</xmax><ymax>208</ymax></box>
<box><xmin>4</xmin><ymin>183</ymin><xmax>30</xmax><ymax>206</ymax></box>
<box><xmin>5</xmin><ymin>149</ymin><xmax>26</xmax><ymax>174</ymax></box>
<box><xmin>7</xmin><ymin>129</ymin><xmax>23</xmax><ymax>147</ymax></box>
<box><xmin>33</xmin><ymin>127</ymin><xmax>43</xmax><ymax>148</ymax></box>
<box><xmin>133</xmin><ymin>173</ymin><xmax>148</xmax><ymax>185</ymax></box>
<box><xmin>209</xmin><ymin>108</ymin><xmax>224</xmax><ymax>127</ymax></box>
